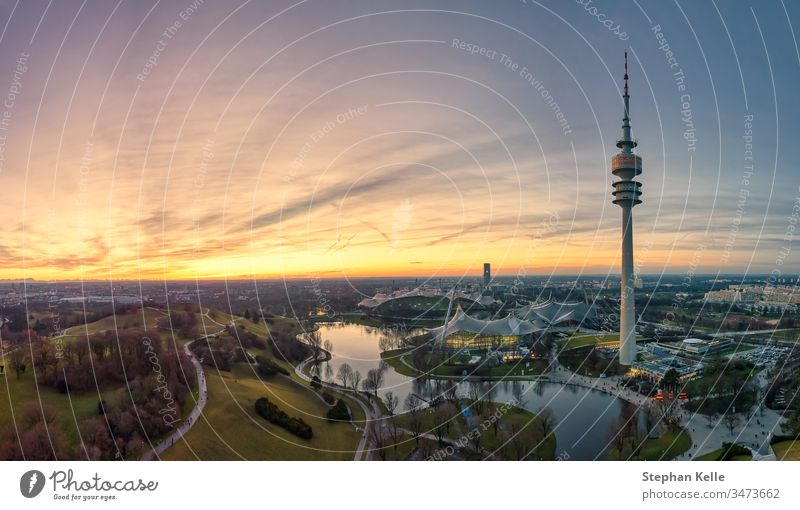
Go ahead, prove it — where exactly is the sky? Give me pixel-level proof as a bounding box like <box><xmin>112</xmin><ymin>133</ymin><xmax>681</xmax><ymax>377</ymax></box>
<box><xmin>0</xmin><ymin>0</ymin><xmax>798</xmax><ymax>282</ymax></box>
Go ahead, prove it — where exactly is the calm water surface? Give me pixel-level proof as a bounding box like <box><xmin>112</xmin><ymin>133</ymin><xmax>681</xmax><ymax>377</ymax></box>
<box><xmin>316</xmin><ymin>322</ymin><xmax>639</xmax><ymax>460</ymax></box>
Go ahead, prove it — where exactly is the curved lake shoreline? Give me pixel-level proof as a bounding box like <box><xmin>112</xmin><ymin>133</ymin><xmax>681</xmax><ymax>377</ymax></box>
<box><xmin>313</xmin><ymin>322</ymin><xmax>643</xmax><ymax>460</ymax></box>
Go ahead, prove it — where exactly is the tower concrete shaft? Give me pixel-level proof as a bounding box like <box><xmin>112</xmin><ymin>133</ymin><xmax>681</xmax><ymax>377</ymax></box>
<box><xmin>612</xmin><ymin>51</ymin><xmax>642</xmax><ymax>366</ymax></box>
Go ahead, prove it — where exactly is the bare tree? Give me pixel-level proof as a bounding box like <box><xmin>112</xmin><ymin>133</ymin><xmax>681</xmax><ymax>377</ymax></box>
<box><xmin>305</xmin><ymin>331</ymin><xmax>322</xmax><ymax>361</ymax></box>
<box><xmin>607</xmin><ymin>415</ymin><xmax>629</xmax><ymax>459</ymax></box>
<box><xmin>405</xmin><ymin>393</ymin><xmax>422</xmax><ymax>413</ymax></box>
<box><xmin>484</xmin><ymin>382</ymin><xmax>497</xmax><ymax>411</ymax></box>
<box><xmin>405</xmin><ymin>394</ymin><xmax>424</xmax><ymax>446</ymax></box>
<box><xmin>644</xmin><ymin>404</ymin><xmax>660</xmax><ymax>437</ymax></box>
<box><xmin>8</xmin><ymin>348</ymin><xmax>26</xmax><ymax>379</ymax></box>
<box><xmin>723</xmin><ymin>413</ymin><xmax>741</xmax><ymax>435</ymax></box>
<box><xmin>384</xmin><ymin>391</ymin><xmax>399</xmax><ymax>416</ymax></box>
<box><xmin>363</xmin><ymin>368</ymin><xmax>385</xmax><ymax>397</ymax></box>
<box><xmin>351</xmin><ymin>370</ymin><xmax>362</xmax><ymax>392</ymax></box>
<box><xmin>336</xmin><ymin>362</ymin><xmax>353</xmax><ymax>389</ymax></box>
<box><xmin>506</xmin><ymin>421</ymin><xmax>538</xmax><ymax>461</ymax></box>
<box><xmin>386</xmin><ymin>419</ymin><xmax>404</xmax><ymax>456</ymax></box>
<box><xmin>378</xmin><ymin>336</ymin><xmax>393</xmax><ymax>352</ymax></box>
<box><xmin>443</xmin><ymin>380</ymin><xmax>459</xmax><ymax>406</ymax></box>
<box><xmin>537</xmin><ymin>406</ymin><xmax>556</xmax><ymax>440</ymax></box>
<box><xmin>411</xmin><ymin>347</ymin><xmax>433</xmax><ymax>374</ymax></box>
<box><xmin>368</xmin><ymin>423</ymin><xmax>388</xmax><ymax>461</ymax></box>
<box><xmin>655</xmin><ymin>396</ymin><xmax>678</xmax><ymax>424</ymax></box>
<box><xmin>511</xmin><ymin>382</ymin><xmax>526</xmax><ymax>408</ymax></box>
<box><xmin>468</xmin><ymin>384</ymin><xmax>482</xmax><ymax>414</ymax></box>
<box><xmin>431</xmin><ymin>407</ymin><xmax>448</xmax><ymax>446</ymax></box>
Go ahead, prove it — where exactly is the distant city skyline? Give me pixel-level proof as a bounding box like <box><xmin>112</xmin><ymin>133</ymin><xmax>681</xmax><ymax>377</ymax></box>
<box><xmin>0</xmin><ymin>1</ymin><xmax>798</xmax><ymax>280</ymax></box>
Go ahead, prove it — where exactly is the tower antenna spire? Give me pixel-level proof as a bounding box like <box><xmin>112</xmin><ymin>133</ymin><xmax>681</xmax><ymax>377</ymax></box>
<box><xmin>618</xmin><ymin>50</ymin><xmax>636</xmax><ymax>154</ymax></box>
<box><xmin>624</xmin><ymin>49</ymin><xmax>629</xmax><ymax>97</ymax></box>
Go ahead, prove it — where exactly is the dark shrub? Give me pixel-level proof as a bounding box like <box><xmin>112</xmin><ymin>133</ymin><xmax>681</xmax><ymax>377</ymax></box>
<box><xmin>718</xmin><ymin>442</ymin><xmax>751</xmax><ymax>461</ymax></box>
<box><xmin>55</xmin><ymin>378</ymin><xmax>69</xmax><ymax>394</ymax></box>
<box><xmin>254</xmin><ymin>397</ymin><xmax>313</xmax><ymax>439</ymax></box>
<box><xmin>326</xmin><ymin>399</ymin><xmax>350</xmax><ymax>422</ymax></box>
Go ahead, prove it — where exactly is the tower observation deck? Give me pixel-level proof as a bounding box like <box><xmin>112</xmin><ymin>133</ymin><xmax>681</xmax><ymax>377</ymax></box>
<box><xmin>612</xmin><ymin>51</ymin><xmax>642</xmax><ymax>366</ymax></box>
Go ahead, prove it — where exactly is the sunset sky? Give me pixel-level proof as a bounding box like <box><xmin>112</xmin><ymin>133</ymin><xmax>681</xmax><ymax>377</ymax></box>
<box><xmin>0</xmin><ymin>0</ymin><xmax>798</xmax><ymax>281</ymax></box>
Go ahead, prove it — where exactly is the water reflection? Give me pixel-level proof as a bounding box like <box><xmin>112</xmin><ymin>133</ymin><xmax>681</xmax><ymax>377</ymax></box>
<box><xmin>316</xmin><ymin>322</ymin><xmax>642</xmax><ymax>460</ymax></box>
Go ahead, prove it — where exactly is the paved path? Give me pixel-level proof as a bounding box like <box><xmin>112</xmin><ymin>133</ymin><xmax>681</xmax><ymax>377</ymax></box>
<box><xmin>678</xmin><ymin>366</ymin><xmax>786</xmax><ymax>460</ymax></box>
<box><xmin>548</xmin><ymin>360</ymin><xmax>787</xmax><ymax>460</ymax></box>
<box><xmin>294</xmin><ymin>357</ymin><xmax>379</xmax><ymax>461</ymax></box>
<box><xmin>141</xmin><ymin>309</ymin><xmax>226</xmax><ymax>460</ymax></box>
<box><xmin>141</xmin><ymin>339</ymin><xmax>208</xmax><ymax>460</ymax></box>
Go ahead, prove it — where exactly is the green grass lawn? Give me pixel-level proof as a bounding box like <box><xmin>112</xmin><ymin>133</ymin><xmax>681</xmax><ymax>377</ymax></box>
<box><xmin>560</xmin><ymin>353</ymin><xmax>627</xmax><ymax>377</ymax></box>
<box><xmin>713</xmin><ymin>343</ymin><xmax>758</xmax><ymax>357</ymax></box>
<box><xmin>161</xmin><ymin>362</ymin><xmax>363</xmax><ymax>460</ymax></box>
<box><xmin>557</xmin><ymin>333</ymin><xmax>640</xmax><ymax>351</ymax></box>
<box><xmin>380</xmin><ymin>348</ymin><xmax>418</xmax><ymax>377</ymax></box>
<box><xmin>772</xmin><ymin>440</ymin><xmax>800</xmax><ymax>460</ymax></box>
<box><xmin>207</xmin><ymin>308</ymin><xmax>302</xmax><ymax>340</ymax></box>
<box><xmin>610</xmin><ymin>427</ymin><xmax>692</xmax><ymax>461</ymax></box>
<box><xmin>60</xmin><ymin>307</ymin><xmax>166</xmax><ymax>339</ymax></box>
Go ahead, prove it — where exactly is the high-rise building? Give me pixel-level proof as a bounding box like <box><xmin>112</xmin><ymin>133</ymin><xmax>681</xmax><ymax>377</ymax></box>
<box><xmin>611</xmin><ymin>52</ymin><xmax>643</xmax><ymax>366</ymax></box>
<box><xmin>483</xmin><ymin>263</ymin><xmax>491</xmax><ymax>288</ymax></box>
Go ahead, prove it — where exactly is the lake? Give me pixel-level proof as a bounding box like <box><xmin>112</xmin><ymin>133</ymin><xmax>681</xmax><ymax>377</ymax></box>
<box><xmin>315</xmin><ymin>322</ymin><xmax>641</xmax><ymax>460</ymax></box>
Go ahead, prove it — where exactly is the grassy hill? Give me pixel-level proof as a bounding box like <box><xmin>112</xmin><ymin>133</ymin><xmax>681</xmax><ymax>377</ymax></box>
<box><xmin>161</xmin><ymin>363</ymin><xmax>363</xmax><ymax>460</ymax></box>
<box><xmin>160</xmin><ymin>309</ymin><xmax>364</xmax><ymax>460</ymax></box>
<box><xmin>2</xmin><ymin>306</ymin><xmax>368</xmax><ymax>460</ymax></box>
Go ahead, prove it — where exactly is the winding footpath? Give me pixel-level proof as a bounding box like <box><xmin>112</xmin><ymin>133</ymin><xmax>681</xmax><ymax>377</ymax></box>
<box><xmin>141</xmin><ymin>309</ymin><xmax>227</xmax><ymax>460</ymax></box>
<box><xmin>293</xmin><ymin>357</ymin><xmax>379</xmax><ymax>461</ymax></box>
<box><xmin>141</xmin><ymin>339</ymin><xmax>207</xmax><ymax>460</ymax></box>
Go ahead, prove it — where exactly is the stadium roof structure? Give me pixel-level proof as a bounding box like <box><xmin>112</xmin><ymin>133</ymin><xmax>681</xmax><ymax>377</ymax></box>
<box><xmin>511</xmin><ymin>299</ymin><xmax>595</xmax><ymax>324</ymax></box>
<box><xmin>429</xmin><ymin>305</ymin><xmax>543</xmax><ymax>341</ymax></box>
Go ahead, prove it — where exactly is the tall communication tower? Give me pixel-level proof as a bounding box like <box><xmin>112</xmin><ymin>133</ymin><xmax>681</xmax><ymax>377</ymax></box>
<box><xmin>612</xmin><ymin>51</ymin><xmax>642</xmax><ymax>366</ymax></box>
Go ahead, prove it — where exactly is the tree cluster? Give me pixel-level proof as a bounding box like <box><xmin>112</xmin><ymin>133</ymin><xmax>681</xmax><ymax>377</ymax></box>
<box><xmin>256</xmin><ymin>356</ymin><xmax>289</xmax><ymax>377</ymax></box>
<box><xmin>0</xmin><ymin>330</ymin><xmax>195</xmax><ymax>460</ymax></box>
<box><xmin>269</xmin><ymin>331</ymin><xmax>311</xmax><ymax>363</ymax></box>
<box><xmin>191</xmin><ymin>329</ymin><xmax>262</xmax><ymax>371</ymax></box>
